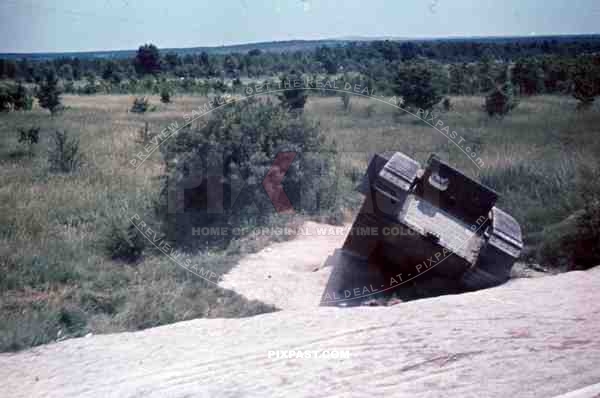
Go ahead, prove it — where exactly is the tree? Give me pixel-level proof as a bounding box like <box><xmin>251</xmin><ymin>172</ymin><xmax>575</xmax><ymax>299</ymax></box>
<box><xmin>160</xmin><ymin>87</ymin><xmax>171</xmax><ymax>104</ymax></box>
<box><xmin>278</xmin><ymin>71</ymin><xmax>307</xmax><ymax>112</ymax></box>
<box><xmin>102</xmin><ymin>61</ymin><xmax>121</xmax><ymax>84</ymax></box>
<box><xmin>570</xmin><ymin>56</ymin><xmax>600</xmax><ymax>109</ymax></box>
<box><xmin>484</xmin><ymin>82</ymin><xmax>518</xmax><ymax>117</ymax></box>
<box><xmin>476</xmin><ymin>56</ymin><xmax>495</xmax><ymax>93</ymax></box>
<box><xmin>0</xmin><ymin>82</ymin><xmax>32</xmax><ymax>112</ymax></box>
<box><xmin>393</xmin><ymin>63</ymin><xmax>442</xmax><ymax>111</ymax></box>
<box><xmin>448</xmin><ymin>63</ymin><xmax>468</xmax><ymax>94</ymax></box>
<box><xmin>134</xmin><ymin>44</ymin><xmax>161</xmax><ymax>75</ymax></box>
<box><xmin>12</xmin><ymin>82</ymin><xmax>32</xmax><ymax>110</ymax></box>
<box><xmin>512</xmin><ymin>59</ymin><xmax>544</xmax><ymax>96</ymax></box>
<box><xmin>58</xmin><ymin>64</ymin><xmax>74</xmax><ymax>80</ymax></box>
<box><xmin>36</xmin><ymin>70</ymin><xmax>62</xmax><ymax>114</ymax></box>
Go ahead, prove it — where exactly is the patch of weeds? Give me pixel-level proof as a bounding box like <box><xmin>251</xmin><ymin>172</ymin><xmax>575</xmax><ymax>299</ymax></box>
<box><xmin>0</xmin><ymin>254</ymin><xmax>80</xmax><ymax>291</ymax></box>
<box><xmin>79</xmin><ymin>290</ymin><xmax>125</xmax><ymax>315</ymax></box>
<box><xmin>0</xmin><ymin>308</ymin><xmax>60</xmax><ymax>352</ymax></box>
<box><xmin>130</xmin><ymin>97</ymin><xmax>149</xmax><ymax>113</ymax></box>
<box><xmin>48</xmin><ymin>130</ymin><xmax>81</xmax><ymax>173</ymax></box>
<box><xmin>101</xmin><ymin>216</ymin><xmax>146</xmax><ymax>263</ymax></box>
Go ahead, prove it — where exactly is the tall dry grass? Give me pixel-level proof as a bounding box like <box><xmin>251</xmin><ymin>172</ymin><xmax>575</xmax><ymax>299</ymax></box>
<box><xmin>0</xmin><ymin>92</ymin><xmax>598</xmax><ymax>350</ymax></box>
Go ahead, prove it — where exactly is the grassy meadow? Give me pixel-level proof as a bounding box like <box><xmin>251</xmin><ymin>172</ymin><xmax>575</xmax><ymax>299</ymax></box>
<box><xmin>1</xmin><ymin>92</ymin><xmax>599</xmax><ymax>351</ymax></box>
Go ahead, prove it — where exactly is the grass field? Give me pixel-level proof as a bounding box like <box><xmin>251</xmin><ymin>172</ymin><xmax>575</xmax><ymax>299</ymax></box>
<box><xmin>1</xmin><ymin>92</ymin><xmax>599</xmax><ymax>351</ymax></box>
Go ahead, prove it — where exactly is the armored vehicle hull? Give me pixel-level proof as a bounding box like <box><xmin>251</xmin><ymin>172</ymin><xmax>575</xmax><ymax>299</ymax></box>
<box><xmin>321</xmin><ymin>152</ymin><xmax>523</xmax><ymax>306</ymax></box>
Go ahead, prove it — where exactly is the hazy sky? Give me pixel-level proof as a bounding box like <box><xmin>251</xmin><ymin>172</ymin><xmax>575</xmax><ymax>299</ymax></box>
<box><xmin>0</xmin><ymin>0</ymin><xmax>598</xmax><ymax>53</ymax></box>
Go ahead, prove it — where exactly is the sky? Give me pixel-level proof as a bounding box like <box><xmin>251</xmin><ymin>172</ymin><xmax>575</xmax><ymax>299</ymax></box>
<box><xmin>0</xmin><ymin>0</ymin><xmax>599</xmax><ymax>53</ymax></box>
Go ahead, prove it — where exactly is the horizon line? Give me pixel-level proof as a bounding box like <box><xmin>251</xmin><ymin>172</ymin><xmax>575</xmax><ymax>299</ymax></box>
<box><xmin>2</xmin><ymin>32</ymin><xmax>599</xmax><ymax>56</ymax></box>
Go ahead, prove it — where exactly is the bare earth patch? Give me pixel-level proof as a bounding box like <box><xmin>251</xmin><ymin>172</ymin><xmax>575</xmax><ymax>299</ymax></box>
<box><xmin>220</xmin><ymin>221</ymin><xmax>348</xmax><ymax>309</ymax></box>
<box><xmin>219</xmin><ymin>221</ymin><xmax>548</xmax><ymax>309</ymax></box>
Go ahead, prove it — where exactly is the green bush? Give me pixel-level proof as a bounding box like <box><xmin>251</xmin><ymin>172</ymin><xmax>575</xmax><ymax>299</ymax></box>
<box><xmin>160</xmin><ymin>88</ymin><xmax>171</xmax><ymax>104</ymax></box>
<box><xmin>278</xmin><ymin>71</ymin><xmax>308</xmax><ymax>111</ymax></box>
<box><xmin>102</xmin><ymin>217</ymin><xmax>146</xmax><ymax>263</ymax></box>
<box><xmin>130</xmin><ymin>96</ymin><xmax>149</xmax><ymax>113</ymax></box>
<box><xmin>49</xmin><ymin>130</ymin><xmax>81</xmax><ymax>172</ymax></box>
<box><xmin>442</xmin><ymin>97</ymin><xmax>452</xmax><ymax>112</ymax></box>
<box><xmin>0</xmin><ymin>253</ymin><xmax>79</xmax><ymax>291</ymax></box>
<box><xmin>484</xmin><ymin>83</ymin><xmax>518</xmax><ymax>117</ymax></box>
<box><xmin>0</xmin><ymin>309</ymin><xmax>61</xmax><ymax>352</ymax></box>
<box><xmin>159</xmin><ymin>97</ymin><xmax>336</xmax><ymax>248</ymax></box>
<box><xmin>0</xmin><ymin>82</ymin><xmax>32</xmax><ymax>112</ymax></box>
<box><xmin>18</xmin><ymin>127</ymin><xmax>40</xmax><ymax>147</ymax></box>
<box><xmin>393</xmin><ymin>63</ymin><xmax>442</xmax><ymax>111</ymax></box>
<box><xmin>36</xmin><ymin>70</ymin><xmax>62</xmax><ymax>114</ymax></box>
<box><xmin>535</xmin><ymin>167</ymin><xmax>600</xmax><ymax>270</ymax></box>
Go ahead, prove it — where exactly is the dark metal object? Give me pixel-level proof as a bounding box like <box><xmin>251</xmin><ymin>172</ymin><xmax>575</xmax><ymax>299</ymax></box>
<box><xmin>321</xmin><ymin>152</ymin><xmax>523</xmax><ymax>306</ymax></box>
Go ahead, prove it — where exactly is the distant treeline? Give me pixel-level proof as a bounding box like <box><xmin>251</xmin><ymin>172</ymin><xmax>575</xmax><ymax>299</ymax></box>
<box><xmin>1</xmin><ymin>36</ymin><xmax>599</xmax><ymax>98</ymax></box>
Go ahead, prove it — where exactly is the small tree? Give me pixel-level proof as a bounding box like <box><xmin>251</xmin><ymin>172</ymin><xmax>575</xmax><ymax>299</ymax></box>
<box><xmin>484</xmin><ymin>83</ymin><xmax>518</xmax><ymax>117</ymax></box>
<box><xmin>18</xmin><ymin>127</ymin><xmax>40</xmax><ymax>154</ymax></box>
<box><xmin>0</xmin><ymin>84</ymin><xmax>13</xmax><ymax>111</ymax></box>
<box><xmin>278</xmin><ymin>71</ymin><xmax>307</xmax><ymax>112</ymax></box>
<box><xmin>103</xmin><ymin>217</ymin><xmax>146</xmax><ymax>263</ymax></box>
<box><xmin>49</xmin><ymin>130</ymin><xmax>81</xmax><ymax>172</ymax></box>
<box><xmin>160</xmin><ymin>87</ymin><xmax>171</xmax><ymax>104</ymax></box>
<box><xmin>134</xmin><ymin>44</ymin><xmax>161</xmax><ymax>75</ymax></box>
<box><xmin>36</xmin><ymin>70</ymin><xmax>62</xmax><ymax>114</ymax></box>
<box><xmin>393</xmin><ymin>63</ymin><xmax>442</xmax><ymax>111</ymax></box>
<box><xmin>12</xmin><ymin>82</ymin><xmax>32</xmax><ymax>110</ymax></box>
<box><xmin>572</xmin><ymin>68</ymin><xmax>598</xmax><ymax>110</ymax></box>
<box><xmin>1</xmin><ymin>82</ymin><xmax>32</xmax><ymax>112</ymax></box>
<box><xmin>442</xmin><ymin>97</ymin><xmax>452</xmax><ymax>112</ymax></box>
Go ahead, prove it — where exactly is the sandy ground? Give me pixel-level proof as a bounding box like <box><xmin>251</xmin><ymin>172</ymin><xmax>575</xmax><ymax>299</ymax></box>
<box><xmin>2</xmin><ymin>222</ymin><xmax>599</xmax><ymax>398</ymax></box>
<box><xmin>220</xmin><ymin>221</ymin><xmax>348</xmax><ymax>309</ymax></box>
<box><xmin>220</xmin><ymin>221</ymin><xmax>547</xmax><ymax>309</ymax></box>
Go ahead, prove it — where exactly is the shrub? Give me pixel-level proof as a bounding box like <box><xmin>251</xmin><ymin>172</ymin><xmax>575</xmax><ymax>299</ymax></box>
<box><xmin>18</xmin><ymin>127</ymin><xmax>40</xmax><ymax>154</ymax></box>
<box><xmin>18</xmin><ymin>127</ymin><xmax>39</xmax><ymax>145</ymax></box>
<box><xmin>442</xmin><ymin>97</ymin><xmax>452</xmax><ymax>112</ymax></box>
<box><xmin>536</xmin><ymin>167</ymin><xmax>600</xmax><ymax>270</ymax></box>
<box><xmin>12</xmin><ymin>82</ymin><xmax>32</xmax><ymax>110</ymax></box>
<box><xmin>36</xmin><ymin>70</ymin><xmax>62</xmax><ymax>114</ymax></box>
<box><xmin>484</xmin><ymin>83</ymin><xmax>518</xmax><ymax>117</ymax></box>
<box><xmin>81</xmin><ymin>76</ymin><xmax>99</xmax><ymax>95</ymax></box>
<box><xmin>0</xmin><ymin>309</ymin><xmax>61</xmax><ymax>352</ymax></box>
<box><xmin>49</xmin><ymin>130</ymin><xmax>81</xmax><ymax>172</ymax></box>
<box><xmin>102</xmin><ymin>217</ymin><xmax>146</xmax><ymax>263</ymax></box>
<box><xmin>393</xmin><ymin>63</ymin><xmax>442</xmax><ymax>111</ymax></box>
<box><xmin>160</xmin><ymin>87</ymin><xmax>171</xmax><ymax>103</ymax></box>
<box><xmin>130</xmin><ymin>96</ymin><xmax>149</xmax><ymax>113</ymax></box>
<box><xmin>340</xmin><ymin>92</ymin><xmax>351</xmax><ymax>112</ymax></box>
<box><xmin>0</xmin><ymin>82</ymin><xmax>32</xmax><ymax>112</ymax></box>
<box><xmin>0</xmin><ymin>85</ymin><xmax>12</xmax><ymax>111</ymax></box>
<box><xmin>278</xmin><ymin>71</ymin><xmax>308</xmax><ymax>112</ymax></box>
<box><xmin>159</xmin><ymin>97</ymin><xmax>337</xmax><ymax>248</ymax></box>
<box><xmin>571</xmin><ymin>57</ymin><xmax>600</xmax><ymax>109</ymax></box>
